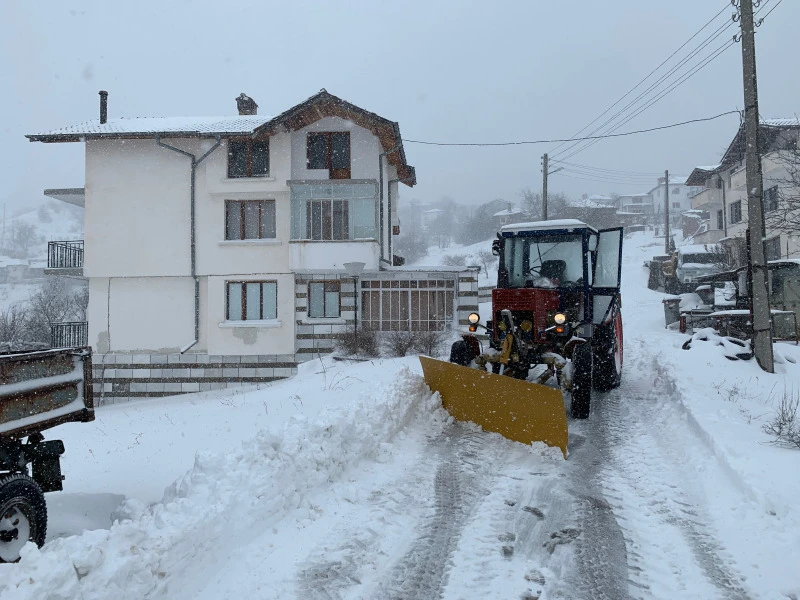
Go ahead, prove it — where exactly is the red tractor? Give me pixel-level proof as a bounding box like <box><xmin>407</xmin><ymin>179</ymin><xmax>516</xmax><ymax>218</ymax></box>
<box><xmin>446</xmin><ymin>219</ymin><xmax>623</xmax><ymax>420</ymax></box>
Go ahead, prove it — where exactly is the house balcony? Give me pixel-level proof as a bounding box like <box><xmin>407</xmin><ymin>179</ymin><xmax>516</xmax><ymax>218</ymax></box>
<box><xmin>51</xmin><ymin>321</ymin><xmax>88</xmax><ymax>348</ymax></box>
<box><xmin>288</xmin><ymin>180</ymin><xmax>381</xmax><ymax>271</ymax></box>
<box><xmin>690</xmin><ymin>188</ymin><xmax>722</xmax><ymax>212</ymax></box>
<box><xmin>46</xmin><ymin>240</ymin><xmax>84</xmax><ymax>276</ymax></box>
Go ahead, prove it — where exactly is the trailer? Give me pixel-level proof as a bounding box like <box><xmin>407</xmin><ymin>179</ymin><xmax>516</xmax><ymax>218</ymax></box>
<box><xmin>0</xmin><ymin>347</ymin><xmax>94</xmax><ymax>562</ymax></box>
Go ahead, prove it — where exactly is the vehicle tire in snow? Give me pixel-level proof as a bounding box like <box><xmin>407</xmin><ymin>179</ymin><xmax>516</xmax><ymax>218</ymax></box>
<box><xmin>0</xmin><ymin>473</ymin><xmax>47</xmax><ymax>563</ymax></box>
<box><xmin>593</xmin><ymin>312</ymin><xmax>623</xmax><ymax>392</ymax></box>
<box><xmin>449</xmin><ymin>340</ymin><xmax>475</xmax><ymax>366</ymax></box>
<box><xmin>571</xmin><ymin>342</ymin><xmax>593</xmax><ymax>419</ymax></box>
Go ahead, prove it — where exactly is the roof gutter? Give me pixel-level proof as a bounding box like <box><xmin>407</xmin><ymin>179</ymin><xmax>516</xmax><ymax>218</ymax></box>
<box><xmin>156</xmin><ymin>135</ymin><xmax>222</xmax><ymax>353</ymax></box>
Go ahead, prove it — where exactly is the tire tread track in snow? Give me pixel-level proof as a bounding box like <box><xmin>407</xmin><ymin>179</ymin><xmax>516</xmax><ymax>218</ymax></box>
<box><xmin>588</xmin><ymin>338</ymin><xmax>754</xmax><ymax>600</ymax></box>
<box><xmin>369</xmin><ymin>424</ymin><xmax>501</xmax><ymax>600</ymax></box>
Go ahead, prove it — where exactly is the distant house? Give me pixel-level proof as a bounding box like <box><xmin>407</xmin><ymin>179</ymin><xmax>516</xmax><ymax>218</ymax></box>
<box><xmin>27</xmin><ymin>90</ymin><xmax>479</xmax><ymax>404</ymax></box>
<box><xmin>562</xmin><ymin>195</ymin><xmax>619</xmax><ymax>229</ymax></box>
<box><xmin>617</xmin><ymin>192</ymin><xmax>653</xmax><ymax>226</ymax></box>
<box><xmin>492</xmin><ymin>204</ymin><xmax>524</xmax><ymax>227</ymax></box>
<box><xmin>689</xmin><ymin>118</ymin><xmax>800</xmax><ymax>265</ymax></box>
<box><xmin>649</xmin><ymin>176</ymin><xmax>703</xmax><ymax>230</ymax></box>
<box><xmin>685</xmin><ymin>165</ymin><xmax>724</xmax><ymax>244</ymax></box>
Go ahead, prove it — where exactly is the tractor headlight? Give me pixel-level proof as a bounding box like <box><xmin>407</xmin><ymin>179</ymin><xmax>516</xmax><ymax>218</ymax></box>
<box><xmin>468</xmin><ymin>313</ymin><xmax>480</xmax><ymax>324</ymax></box>
<box><xmin>554</xmin><ymin>312</ymin><xmax>567</xmax><ymax>325</ymax></box>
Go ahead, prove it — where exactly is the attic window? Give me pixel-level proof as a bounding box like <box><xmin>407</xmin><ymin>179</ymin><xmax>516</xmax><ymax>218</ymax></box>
<box><xmin>307</xmin><ymin>132</ymin><xmax>351</xmax><ymax>179</ymax></box>
<box><xmin>228</xmin><ymin>139</ymin><xmax>269</xmax><ymax>178</ymax></box>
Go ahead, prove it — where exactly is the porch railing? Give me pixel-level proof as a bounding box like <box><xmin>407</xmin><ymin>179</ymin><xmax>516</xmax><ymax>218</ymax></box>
<box><xmin>51</xmin><ymin>321</ymin><xmax>88</xmax><ymax>348</ymax></box>
<box><xmin>48</xmin><ymin>240</ymin><xmax>84</xmax><ymax>270</ymax></box>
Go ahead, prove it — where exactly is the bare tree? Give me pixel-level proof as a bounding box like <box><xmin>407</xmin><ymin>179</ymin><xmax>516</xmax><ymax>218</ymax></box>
<box><xmin>519</xmin><ymin>188</ymin><xmax>569</xmax><ymax>221</ymax></box>
<box><xmin>0</xmin><ymin>304</ymin><xmax>28</xmax><ymax>346</ymax></box>
<box><xmin>24</xmin><ymin>278</ymin><xmax>82</xmax><ymax>344</ymax></box>
<box><xmin>764</xmin><ymin>144</ymin><xmax>800</xmax><ymax>241</ymax></box>
<box><xmin>477</xmin><ymin>249</ymin><xmax>497</xmax><ymax>275</ymax></box>
<box><xmin>11</xmin><ymin>221</ymin><xmax>40</xmax><ymax>258</ymax></box>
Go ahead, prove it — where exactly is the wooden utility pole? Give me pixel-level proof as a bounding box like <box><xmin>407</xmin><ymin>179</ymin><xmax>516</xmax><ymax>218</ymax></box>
<box><xmin>542</xmin><ymin>153</ymin><xmax>549</xmax><ymax>221</ymax></box>
<box><xmin>664</xmin><ymin>170</ymin><xmax>671</xmax><ymax>254</ymax></box>
<box><xmin>739</xmin><ymin>0</ymin><xmax>774</xmax><ymax>372</ymax></box>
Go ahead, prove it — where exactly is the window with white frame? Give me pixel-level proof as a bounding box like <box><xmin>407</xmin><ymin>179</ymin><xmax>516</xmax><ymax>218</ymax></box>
<box><xmin>765</xmin><ymin>236</ymin><xmax>781</xmax><ymax>261</ymax></box>
<box><xmin>225</xmin><ymin>200</ymin><xmax>276</xmax><ymax>240</ymax></box>
<box><xmin>764</xmin><ymin>185</ymin><xmax>779</xmax><ymax>212</ymax></box>
<box><xmin>289</xmin><ymin>181</ymin><xmax>378</xmax><ymax>240</ymax></box>
<box><xmin>361</xmin><ymin>279</ymin><xmax>455</xmax><ymax>331</ymax></box>
<box><xmin>730</xmin><ymin>200</ymin><xmax>742</xmax><ymax>224</ymax></box>
<box><xmin>226</xmin><ymin>281</ymin><xmax>277</xmax><ymax>321</ymax></box>
<box><xmin>308</xmin><ymin>281</ymin><xmax>340</xmax><ymax>318</ymax></box>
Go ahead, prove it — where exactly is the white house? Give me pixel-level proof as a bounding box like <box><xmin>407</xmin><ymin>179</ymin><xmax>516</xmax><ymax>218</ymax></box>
<box><xmin>688</xmin><ymin>118</ymin><xmax>800</xmax><ymax>264</ymax></box>
<box><xmin>648</xmin><ymin>175</ymin><xmax>703</xmax><ymax>230</ymax></box>
<box><xmin>28</xmin><ymin>90</ymin><xmax>479</xmax><ymax>404</ymax></box>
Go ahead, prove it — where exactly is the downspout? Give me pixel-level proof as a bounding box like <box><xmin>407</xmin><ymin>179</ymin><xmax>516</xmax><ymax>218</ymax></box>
<box><xmin>156</xmin><ymin>135</ymin><xmax>222</xmax><ymax>353</ymax></box>
<box><xmin>388</xmin><ymin>175</ymin><xmax>416</xmax><ymax>265</ymax></box>
<box><xmin>379</xmin><ymin>144</ymin><xmax>402</xmax><ymax>268</ymax></box>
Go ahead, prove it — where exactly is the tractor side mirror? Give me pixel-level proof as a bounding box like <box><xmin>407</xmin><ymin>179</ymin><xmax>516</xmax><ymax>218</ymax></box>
<box><xmin>491</xmin><ymin>238</ymin><xmax>502</xmax><ymax>256</ymax></box>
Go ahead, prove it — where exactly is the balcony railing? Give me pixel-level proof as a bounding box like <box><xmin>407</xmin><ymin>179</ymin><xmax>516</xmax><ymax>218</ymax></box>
<box><xmin>51</xmin><ymin>321</ymin><xmax>88</xmax><ymax>348</ymax></box>
<box><xmin>47</xmin><ymin>240</ymin><xmax>84</xmax><ymax>271</ymax></box>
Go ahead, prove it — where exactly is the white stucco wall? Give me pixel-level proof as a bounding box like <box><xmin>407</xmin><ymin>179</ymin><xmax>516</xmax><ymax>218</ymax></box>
<box><xmin>85</xmin><ymin>139</ymin><xmax>193</xmax><ymax>278</ymax></box>
<box><xmin>290</xmin><ymin>240</ymin><xmax>380</xmax><ymax>271</ymax></box>
<box><xmin>206</xmin><ymin>274</ymin><xmax>296</xmax><ymax>356</ymax></box>
<box><xmin>88</xmin><ymin>276</ymin><xmax>194</xmax><ymax>353</ymax></box>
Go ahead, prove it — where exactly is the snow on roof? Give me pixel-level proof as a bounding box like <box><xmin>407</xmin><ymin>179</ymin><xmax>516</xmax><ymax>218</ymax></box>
<box><xmin>695</xmin><ymin>165</ymin><xmax>721</xmax><ymax>171</ymax></box>
<box><xmin>501</xmin><ymin>219</ymin><xmax>597</xmax><ymax>234</ymax></box>
<box><xmin>28</xmin><ymin>116</ymin><xmax>273</xmax><ymax>139</ymax></box>
<box><xmin>679</xmin><ymin>244</ymin><xmax>718</xmax><ymax>254</ymax></box>
<box><xmin>492</xmin><ymin>208</ymin><xmax>523</xmax><ymax>217</ymax></box>
<box><xmin>761</xmin><ymin>118</ymin><xmax>800</xmax><ymax>127</ymax></box>
<box><xmin>619</xmin><ymin>192</ymin><xmax>651</xmax><ymax>198</ymax></box>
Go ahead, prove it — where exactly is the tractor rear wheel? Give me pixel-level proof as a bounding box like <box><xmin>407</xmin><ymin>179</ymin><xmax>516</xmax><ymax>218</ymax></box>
<box><xmin>571</xmin><ymin>342</ymin><xmax>592</xmax><ymax>419</ymax></box>
<box><xmin>449</xmin><ymin>340</ymin><xmax>474</xmax><ymax>366</ymax></box>
<box><xmin>593</xmin><ymin>312</ymin><xmax>623</xmax><ymax>392</ymax></box>
<box><xmin>0</xmin><ymin>473</ymin><xmax>47</xmax><ymax>563</ymax></box>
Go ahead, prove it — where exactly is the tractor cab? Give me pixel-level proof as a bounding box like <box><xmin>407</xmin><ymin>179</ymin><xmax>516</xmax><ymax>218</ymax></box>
<box><xmin>490</xmin><ymin>219</ymin><xmax>623</xmax><ymax>348</ymax></box>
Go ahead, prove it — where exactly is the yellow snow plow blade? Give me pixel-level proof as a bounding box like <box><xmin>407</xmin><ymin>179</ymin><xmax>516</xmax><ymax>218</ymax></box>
<box><xmin>419</xmin><ymin>356</ymin><xmax>568</xmax><ymax>457</ymax></box>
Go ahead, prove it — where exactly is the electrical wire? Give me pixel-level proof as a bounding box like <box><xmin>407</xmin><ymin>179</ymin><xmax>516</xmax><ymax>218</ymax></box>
<box><xmin>547</xmin><ymin>2</ymin><xmax>731</xmax><ymax>156</ymax></box>
<box><xmin>404</xmin><ymin>110</ymin><xmax>739</xmax><ymax>147</ymax></box>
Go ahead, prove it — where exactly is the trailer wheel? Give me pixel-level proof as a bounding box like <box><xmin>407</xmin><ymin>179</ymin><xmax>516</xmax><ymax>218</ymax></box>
<box><xmin>571</xmin><ymin>342</ymin><xmax>592</xmax><ymax>419</ymax></box>
<box><xmin>593</xmin><ymin>312</ymin><xmax>623</xmax><ymax>392</ymax></box>
<box><xmin>0</xmin><ymin>473</ymin><xmax>47</xmax><ymax>563</ymax></box>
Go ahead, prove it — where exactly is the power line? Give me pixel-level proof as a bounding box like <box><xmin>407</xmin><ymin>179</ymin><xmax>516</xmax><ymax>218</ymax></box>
<box><xmin>552</xmin><ymin>18</ymin><xmax>738</xmax><ymax>161</ymax></box>
<box><xmin>403</xmin><ymin>110</ymin><xmax>739</xmax><ymax>147</ymax></box>
<box><xmin>549</xmin><ymin>160</ymin><xmax>663</xmax><ymax>176</ymax></box>
<box><xmin>547</xmin><ymin>2</ymin><xmax>731</xmax><ymax>156</ymax></box>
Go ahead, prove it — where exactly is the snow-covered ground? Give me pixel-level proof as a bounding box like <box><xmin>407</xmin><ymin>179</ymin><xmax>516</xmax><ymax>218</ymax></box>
<box><xmin>2</xmin><ymin>229</ymin><xmax>800</xmax><ymax>599</ymax></box>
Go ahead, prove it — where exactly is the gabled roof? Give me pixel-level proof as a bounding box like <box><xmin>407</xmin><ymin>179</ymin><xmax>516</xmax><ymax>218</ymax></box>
<box><xmin>719</xmin><ymin>117</ymin><xmax>800</xmax><ymax>167</ymax></box>
<box><xmin>685</xmin><ymin>164</ymin><xmax>722</xmax><ymax>186</ymax></box>
<box><xmin>27</xmin><ymin>89</ymin><xmax>416</xmax><ymax>186</ymax></box>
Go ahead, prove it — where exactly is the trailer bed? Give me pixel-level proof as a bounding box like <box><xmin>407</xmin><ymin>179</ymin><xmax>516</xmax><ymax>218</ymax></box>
<box><xmin>0</xmin><ymin>347</ymin><xmax>94</xmax><ymax>440</ymax></box>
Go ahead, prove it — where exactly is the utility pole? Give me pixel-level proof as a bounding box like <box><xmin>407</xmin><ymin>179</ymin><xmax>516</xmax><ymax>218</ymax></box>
<box><xmin>664</xmin><ymin>170</ymin><xmax>671</xmax><ymax>254</ymax></box>
<box><xmin>738</xmin><ymin>0</ymin><xmax>774</xmax><ymax>372</ymax></box>
<box><xmin>542</xmin><ymin>153</ymin><xmax>549</xmax><ymax>221</ymax></box>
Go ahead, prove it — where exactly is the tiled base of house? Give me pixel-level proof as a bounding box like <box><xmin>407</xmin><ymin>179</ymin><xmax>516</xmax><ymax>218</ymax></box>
<box><xmin>91</xmin><ymin>353</ymin><xmax>298</xmax><ymax>406</ymax></box>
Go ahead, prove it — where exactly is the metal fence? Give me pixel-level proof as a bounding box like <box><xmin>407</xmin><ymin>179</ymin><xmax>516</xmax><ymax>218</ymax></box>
<box><xmin>51</xmin><ymin>322</ymin><xmax>88</xmax><ymax>348</ymax></box>
<box><xmin>47</xmin><ymin>240</ymin><xmax>84</xmax><ymax>269</ymax></box>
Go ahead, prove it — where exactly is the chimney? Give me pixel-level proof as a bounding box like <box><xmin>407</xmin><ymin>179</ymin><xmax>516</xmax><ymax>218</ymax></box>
<box><xmin>99</xmin><ymin>90</ymin><xmax>108</xmax><ymax>124</ymax></box>
<box><xmin>236</xmin><ymin>93</ymin><xmax>258</xmax><ymax>116</ymax></box>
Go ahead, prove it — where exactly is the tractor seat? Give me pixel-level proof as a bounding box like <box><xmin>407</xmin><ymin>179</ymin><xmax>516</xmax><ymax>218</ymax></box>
<box><xmin>540</xmin><ymin>260</ymin><xmax>567</xmax><ymax>283</ymax></box>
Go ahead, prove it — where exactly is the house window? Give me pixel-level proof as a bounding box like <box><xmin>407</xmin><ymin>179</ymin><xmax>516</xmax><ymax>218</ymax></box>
<box><xmin>633</xmin><ymin>198</ymin><xmax>642</xmax><ymax>204</ymax></box>
<box><xmin>225</xmin><ymin>200</ymin><xmax>276</xmax><ymax>240</ymax></box>
<box><xmin>227</xmin><ymin>139</ymin><xmax>269</xmax><ymax>178</ymax></box>
<box><xmin>290</xmin><ymin>181</ymin><xmax>378</xmax><ymax>240</ymax></box>
<box><xmin>308</xmin><ymin>281</ymin><xmax>341</xmax><ymax>318</ymax></box>
<box><xmin>672</xmin><ymin>202</ymin><xmax>681</xmax><ymax>209</ymax></box>
<box><xmin>673</xmin><ymin>187</ymin><xmax>680</xmax><ymax>194</ymax></box>
<box><xmin>307</xmin><ymin>200</ymin><xmax>349</xmax><ymax>240</ymax></box>
<box><xmin>717</xmin><ymin>210</ymin><xmax>724</xmax><ymax>230</ymax></box>
<box><xmin>730</xmin><ymin>200</ymin><xmax>742</xmax><ymax>224</ymax></box>
<box><xmin>226</xmin><ymin>281</ymin><xmax>277</xmax><ymax>321</ymax></box>
<box><xmin>307</xmin><ymin>132</ymin><xmax>351</xmax><ymax>179</ymax></box>
<box><xmin>764</xmin><ymin>185</ymin><xmax>779</xmax><ymax>212</ymax></box>
<box><xmin>361</xmin><ymin>279</ymin><xmax>455</xmax><ymax>331</ymax></box>
<box><xmin>765</xmin><ymin>237</ymin><xmax>781</xmax><ymax>261</ymax></box>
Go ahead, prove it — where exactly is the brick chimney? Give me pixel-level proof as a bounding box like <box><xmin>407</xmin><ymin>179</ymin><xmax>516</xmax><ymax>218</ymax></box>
<box><xmin>99</xmin><ymin>90</ymin><xmax>108</xmax><ymax>124</ymax></box>
<box><xmin>236</xmin><ymin>93</ymin><xmax>257</xmax><ymax>116</ymax></box>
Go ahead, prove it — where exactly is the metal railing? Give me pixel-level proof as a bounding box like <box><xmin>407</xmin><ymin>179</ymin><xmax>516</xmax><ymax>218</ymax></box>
<box><xmin>47</xmin><ymin>240</ymin><xmax>84</xmax><ymax>270</ymax></box>
<box><xmin>51</xmin><ymin>322</ymin><xmax>88</xmax><ymax>348</ymax></box>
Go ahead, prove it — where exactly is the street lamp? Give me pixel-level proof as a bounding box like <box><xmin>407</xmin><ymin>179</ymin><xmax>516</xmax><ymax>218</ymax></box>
<box><xmin>343</xmin><ymin>262</ymin><xmax>365</xmax><ymax>346</ymax></box>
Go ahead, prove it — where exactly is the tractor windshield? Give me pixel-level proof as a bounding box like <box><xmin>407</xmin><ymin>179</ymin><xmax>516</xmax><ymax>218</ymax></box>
<box><xmin>503</xmin><ymin>233</ymin><xmax>585</xmax><ymax>288</ymax></box>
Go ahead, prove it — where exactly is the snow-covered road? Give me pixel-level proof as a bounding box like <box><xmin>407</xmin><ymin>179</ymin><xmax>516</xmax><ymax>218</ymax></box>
<box><xmin>2</xmin><ymin>230</ymin><xmax>798</xmax><ymax>599</ymax></box>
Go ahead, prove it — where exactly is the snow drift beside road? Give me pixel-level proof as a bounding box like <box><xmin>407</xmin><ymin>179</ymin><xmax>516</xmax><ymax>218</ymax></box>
<box><xmin>0</xmin><ymin>362</ymin><xmax>451</xmax><ymax>600</ymax></box>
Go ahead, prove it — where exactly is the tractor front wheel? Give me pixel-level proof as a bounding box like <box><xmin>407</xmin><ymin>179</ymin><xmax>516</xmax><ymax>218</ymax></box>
<box><xmin>593</xmin><ymin>312</ymin><xmax>623</xmax><ymax>392</ymax></box>
<box><xmin>571</xmin><ymin>342</ymin><xmax>592</xmax><ymax>419</ymax></box>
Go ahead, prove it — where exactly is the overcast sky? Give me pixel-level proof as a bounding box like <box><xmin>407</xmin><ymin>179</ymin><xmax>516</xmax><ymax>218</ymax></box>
<box><xmin>1</xmin><ymin>0</ymin><xmax>798</xmax><ymax>214</ymax></box>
